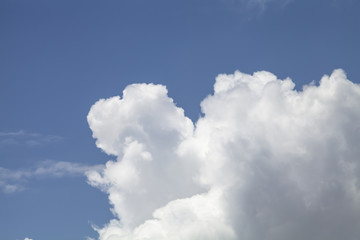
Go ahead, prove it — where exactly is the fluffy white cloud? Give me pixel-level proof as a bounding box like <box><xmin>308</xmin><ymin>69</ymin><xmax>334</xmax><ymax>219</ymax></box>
<box><xmin>87</xmin><ymin>69</ymin><xmax>360</xmax><ymax>240</ymax></box>
<box><xmin>87</xmin><ymin>84</ymin><xmax>202</xmax><ymax>229</ymax></box>
<box><xmin>24</xmin><ymin>238</ymin><xmax>33</xmax><ymax>240</ymax></box>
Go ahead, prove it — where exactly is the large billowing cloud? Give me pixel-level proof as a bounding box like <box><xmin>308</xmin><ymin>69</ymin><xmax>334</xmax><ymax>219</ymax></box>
<box><xmin>87</xmin><ymin>69</ymin><xmax>360</xmax><ymax>240</ymax></box>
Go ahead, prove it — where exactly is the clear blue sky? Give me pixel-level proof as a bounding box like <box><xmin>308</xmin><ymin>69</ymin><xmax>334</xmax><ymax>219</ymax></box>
<box><xmin>1</xmin><ymin>0</ymin><xmax>359</xmax><ymax>239</ymax></box>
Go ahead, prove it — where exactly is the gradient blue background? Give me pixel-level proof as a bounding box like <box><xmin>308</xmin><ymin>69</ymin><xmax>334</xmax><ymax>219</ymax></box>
<box><xmin>1</xmin><ymin>0</ymin><xmax>359</xmax><ymax>239</ymax></box>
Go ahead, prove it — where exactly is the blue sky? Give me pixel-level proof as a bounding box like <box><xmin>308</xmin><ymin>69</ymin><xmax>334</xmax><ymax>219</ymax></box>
<box><xmin>1</xmin><ymin>0</ymin><xmax>360</xmax><ymax>240</ymax></box>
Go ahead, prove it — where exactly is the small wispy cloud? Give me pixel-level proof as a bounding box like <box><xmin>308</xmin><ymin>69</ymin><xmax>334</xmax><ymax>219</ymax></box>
<box><xmin>0</xmin><ymin>160</ymin><xmax>103</xmax><ymax>193</ymax></box>
<box><xmin>222</xmin><ymin>0</ymin><xmax>292</xmax><ymax>13</ymax></box>
<box><xmin>0</xmin><ymin>130</ymin><xmax>62</xmax><ymax>147</ymax></box>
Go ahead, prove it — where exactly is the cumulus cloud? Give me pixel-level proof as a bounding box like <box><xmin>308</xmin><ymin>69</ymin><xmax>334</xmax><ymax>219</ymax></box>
<box><xmin>24</xmin><ymin>238</ymin><xmax>33</xmax><ymax>240</ymax></box>
<box><xmin>0</xmin><ymin>160</ymin><xmax>102</xmax><ymax>193</ymax></box>
<box><xmin>87</xmin><ymin>69</ymin><xmax>360</xmax><ymax>240</ymax></box>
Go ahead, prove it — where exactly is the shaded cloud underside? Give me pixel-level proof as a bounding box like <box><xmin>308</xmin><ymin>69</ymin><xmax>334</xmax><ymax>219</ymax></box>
<box><xmin>87</xmin><ymin>69</ymin><xmax>360</xmax><ymax>240</ymax></box>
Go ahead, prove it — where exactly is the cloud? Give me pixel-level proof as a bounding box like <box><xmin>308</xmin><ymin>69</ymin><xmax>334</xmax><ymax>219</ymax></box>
<box><xmin>0</xmin><ymin>160</ymin><xmax>102</xmax><ymax>193</ymax></box>
<box><xmin>221</xmin><ymin>0</ymin><xmax>292</xmax><ymax>13</ymax></box>
<box><xmin>0</xmin><ymin>130</ymin><xmax>62</xmax><ymax>146</ymax></box>
<box><xmin>87</xmin><ymin>69</ymin><xmax>360</xmax><ymax>240</ymax></box>
<box><xmin>243</xmin><ymin>0</ymin><xmax>290</xmax><ymax>8</ymax></box>
<box><xmin>24</xmin><ymin>238</ymin><xmax>33</xmax><ymax>240</ymax></box>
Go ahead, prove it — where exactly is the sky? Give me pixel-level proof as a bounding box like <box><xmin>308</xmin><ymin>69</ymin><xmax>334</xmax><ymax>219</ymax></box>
<box><xmin>0</xmin><ymin>0</ymin><xmax>360</xmax><ymax>240</ymax></box>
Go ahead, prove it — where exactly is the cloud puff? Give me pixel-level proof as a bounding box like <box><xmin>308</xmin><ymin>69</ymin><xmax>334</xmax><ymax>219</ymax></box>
<box><xmin>87</xmin><ymin>69</ymin><xmax>360</xmax><ymax>240</ymax></box>
<box><xmin>0</xmin><ymin>160</ymin><xmax>102</xmax><ymax>193</ymax></box>
<box><xmin>24</xmin><ymin>238</ymin><xmax>33</xmax><ymax>240</ymax></box>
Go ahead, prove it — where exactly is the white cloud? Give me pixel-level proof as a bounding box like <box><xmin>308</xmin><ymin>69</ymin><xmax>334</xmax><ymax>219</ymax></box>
<box><xmin>0</xmin><ymin>130</ymin><xmax>62</xmax><ymax>146</ymax></box>
<box><xmin>87</xmin><ymin>84</ymin><xmax>201</xmax><ymax>229</ymax></box>
<box><xmin>221</xmin><ymin>0</ymin><xmax>292</xmax><ymax>13</ymax></box>
<box><xmin>87</xmin><ymin>69</ymin><xmax>360</xmax><ymax>240</ymax></box>
<box><xmin>245</xmin><ymin>0</ymin><xmax>290</xmax><ymax>8</ymax></box>
<box><xmin>0</xmin><ymin>160</ymin><xmax>102</xmax><ymax>193</ymax></box>
<box><xmin>24</xmin><ymin>238</ymin><xmax>33</xmax><ymax>240</ymax></box>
